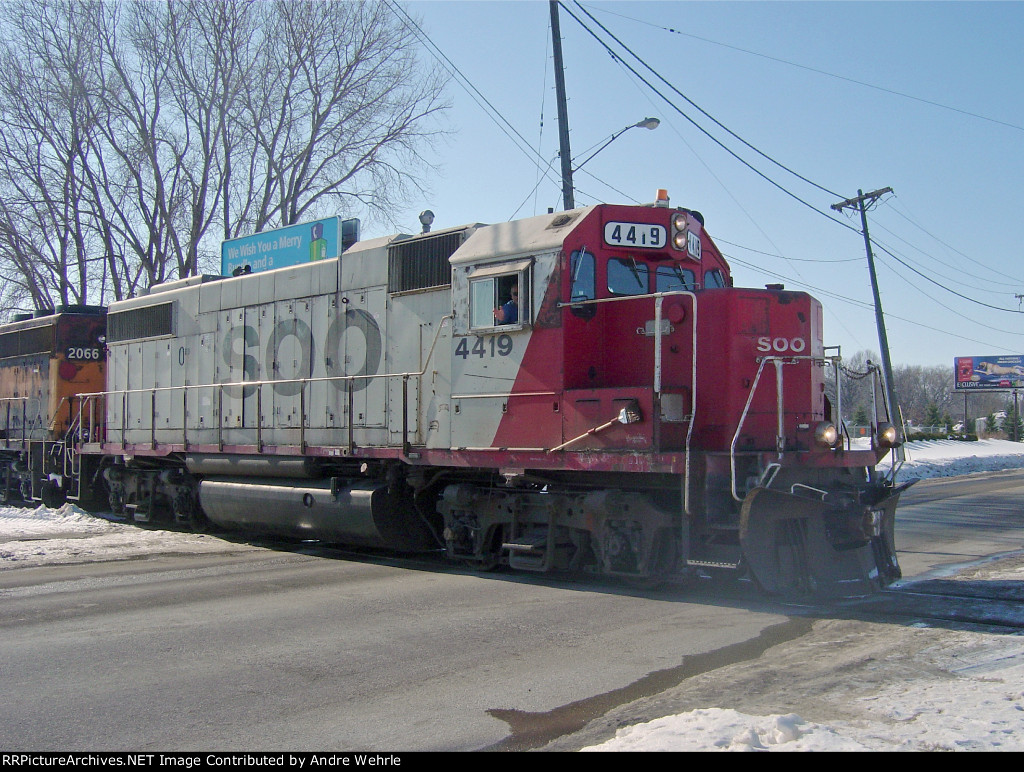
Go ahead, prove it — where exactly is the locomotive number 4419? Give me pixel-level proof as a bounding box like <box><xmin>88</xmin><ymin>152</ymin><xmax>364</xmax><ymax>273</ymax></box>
<box><xmin>604</xmin><ymin>221</ymin><xmax>667</xmax><ymax>249</ymax></box>
<box><xmin>455</xmin><ymin>335</ymin><xmax>514</xmax><ymax>359</ymax></box>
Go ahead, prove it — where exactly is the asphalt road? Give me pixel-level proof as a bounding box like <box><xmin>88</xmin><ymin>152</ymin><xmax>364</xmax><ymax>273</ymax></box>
<box><xmin>895</xmin><ymin>468</ymin><xmax>1024</xmax><ymax>579</ymax></box>
<box><xmin>2</xmin><ymin>470</ymin><xmax>1023</xmax><ymax>752</ymax></box>
<box><xmin>0</xmin><ymin>548</ymin><xmax>788</xmax><ymax>751</ymax></box>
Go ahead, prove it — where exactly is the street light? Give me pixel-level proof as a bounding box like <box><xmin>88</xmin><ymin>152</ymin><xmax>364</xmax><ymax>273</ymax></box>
<box><xmin>571</xmin><ymin>117</ymin><xmax>660</xmax><ymax>174</ymax></box>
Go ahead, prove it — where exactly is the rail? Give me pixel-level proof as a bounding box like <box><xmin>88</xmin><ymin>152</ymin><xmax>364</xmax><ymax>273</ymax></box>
<box><xmin>73</xmin><ymin>315</ymin><xmax>453</xmax><ymax>457</ymax></box>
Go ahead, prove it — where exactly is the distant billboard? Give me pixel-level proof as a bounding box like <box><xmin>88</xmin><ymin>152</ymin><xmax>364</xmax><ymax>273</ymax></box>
<box><xmin>954</xmin><ymin>355</ymin><xmax>1024</xmax><ymax>391</ymax></box>
<box><xmin>220</xmin><ymin>217</ymin><xmax>359</xmax><ymax>276</ymax></box>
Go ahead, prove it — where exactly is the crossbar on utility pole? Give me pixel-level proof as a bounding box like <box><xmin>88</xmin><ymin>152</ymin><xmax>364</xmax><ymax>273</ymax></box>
<box><xmin>831</xmin><ymin>187</ymin><xmax>900</xmax><ymax>434</ymax></box>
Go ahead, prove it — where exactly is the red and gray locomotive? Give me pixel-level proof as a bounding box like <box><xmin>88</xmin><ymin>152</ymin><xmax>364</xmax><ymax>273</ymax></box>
<box><xmin>2</xmin><ymin>193</ymin><xmax>909</xmax><ymax>596</ymax></box>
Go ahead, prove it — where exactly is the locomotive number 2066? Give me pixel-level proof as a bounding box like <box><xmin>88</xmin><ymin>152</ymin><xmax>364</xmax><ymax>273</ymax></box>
<box><xmin>65</xmin><ymin>346</ymin><xmax>104</xmax><ymax>361</ymax></box>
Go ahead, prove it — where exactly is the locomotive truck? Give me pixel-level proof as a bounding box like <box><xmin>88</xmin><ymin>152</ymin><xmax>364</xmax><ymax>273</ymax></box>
<box><xmin>0</xmin><ymin>194</ymin><xmax>909</xmax><ymax>596</ymax></box>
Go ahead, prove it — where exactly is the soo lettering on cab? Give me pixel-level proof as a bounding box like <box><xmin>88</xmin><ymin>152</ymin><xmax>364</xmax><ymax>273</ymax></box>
<box><xmin>755</xmin><ymin>335</ymin><xmax>807</xmax><ymax>354</ymax></box>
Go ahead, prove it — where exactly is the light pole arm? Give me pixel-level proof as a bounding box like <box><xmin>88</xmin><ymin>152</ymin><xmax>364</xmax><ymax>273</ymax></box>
<box><xmin>571</xmin><ymin>118</ymin><xmax>661</xmax><ymax>174</ymax></box>
<box><xmin>572</xmin><ymin>130</ymin><xmax>627</xmax><ymax>173</ymax></box>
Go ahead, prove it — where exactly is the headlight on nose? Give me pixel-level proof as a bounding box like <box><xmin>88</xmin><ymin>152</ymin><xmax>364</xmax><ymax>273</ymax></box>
<box><xmin>671</xmin><ymin>211</ymin><xmax>689</xmax><ymax>252</ymax></box>
<box><xmin>617</xmin><ymin>400</ymin><xmax>642</xmax><ymax>425</ymax></box>
<box><xmin>875</xmin><ymin>422</ymin><xmax>899</xmax><ymax>449</ymax></box>
<box><xmin>814</xmin><ymin>421</ymin><xmax>839</xmax><ymax>447</ymax></box>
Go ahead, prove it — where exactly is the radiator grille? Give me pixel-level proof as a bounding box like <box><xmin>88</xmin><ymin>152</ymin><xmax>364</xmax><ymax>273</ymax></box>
<box><xmin>107</xmin><ymin>302</ymin><xmax>174</xmax><ymax>343</ymax></box>
<box><xmin>0</xmin><ymin>323</ymin><xmax>55</xmax><ymax>359</ymax></box>
<box><xmin>387</xmin><ymin>231</ymin><xmax>463</xmax><ymax>293</ymax></box>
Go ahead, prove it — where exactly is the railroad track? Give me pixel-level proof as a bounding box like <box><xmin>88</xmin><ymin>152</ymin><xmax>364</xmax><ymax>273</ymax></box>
<box><xmin>845</xmin><ymin>578</ymin><xmax>1024</xmax><ymax>631</ymax></box>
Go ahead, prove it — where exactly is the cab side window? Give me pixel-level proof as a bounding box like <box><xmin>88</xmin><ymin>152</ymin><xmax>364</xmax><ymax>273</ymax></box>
<box><xmin>470</xmin><ymin>271</ymin><xmax>528</xmax><ymax>330</ymax></box>
<box><xmin>569</xmin><ymin>250</ymin><xmax>595</xmax><ymax>302</ymax></box>
<box><xmin>704</xmin><ymin>269</ymin><xmax>726</xmax><ymax>288</ymax></box>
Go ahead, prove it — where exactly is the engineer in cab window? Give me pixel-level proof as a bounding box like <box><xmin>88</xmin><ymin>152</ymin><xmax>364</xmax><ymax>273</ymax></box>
<box><xmin>494</xmin><ymin>283</ymin><xmax>519</xmax><ymax>324</ymax></box>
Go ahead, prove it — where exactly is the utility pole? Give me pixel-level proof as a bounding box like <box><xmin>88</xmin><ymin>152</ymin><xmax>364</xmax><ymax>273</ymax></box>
<box><xmin>831</xmin><ymin>187</ymin><xmax>900</xmax><ymax>429</ymax></box>
<box><xmin>550</xmin><ymin>0</ymin><xmax>574</xmax><ymax>210</ymax></box>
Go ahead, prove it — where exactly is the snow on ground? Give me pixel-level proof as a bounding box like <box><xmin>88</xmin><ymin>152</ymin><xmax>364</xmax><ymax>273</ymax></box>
<box><xmin>3</xmin><ymin>438</ymin><xmax>1024</xmax><ymax>751</ymax></box>
<box><xmin>581</xmin><ymin>438</ymin><xmax>1024</xmax><ymax>752</ymax></box>
<box><xmin>0</xmin><ymin>504</ymin><xmax>254</xmax><ymax>567</ymax></box>
<box><xmin>581</xmin><ymin>617</ymin><xmax>1024</xmax><ymax>752</ymax></box>
<box><xmin>879</xmin><ymin>437</ymin><xmax>1024</xmax><ymax>481</ymax></box>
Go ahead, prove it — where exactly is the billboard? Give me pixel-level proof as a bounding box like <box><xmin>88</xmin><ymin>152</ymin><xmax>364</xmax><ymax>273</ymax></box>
<box><xmin>220</xmin><ymin>217</ymin><xmax>360</xmax><ymax>276</ymax></box>
<box><xmin>954</xmin><ymin>355</ymin><xmax>1024</xmax><ymax>391</ymax></box>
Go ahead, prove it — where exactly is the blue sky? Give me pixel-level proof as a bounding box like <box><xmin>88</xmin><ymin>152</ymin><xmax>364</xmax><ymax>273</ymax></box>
<box><xmin>374</xmin><ymin>1</ymin><xmax>1024</xmax><ymax>369</ymax></box>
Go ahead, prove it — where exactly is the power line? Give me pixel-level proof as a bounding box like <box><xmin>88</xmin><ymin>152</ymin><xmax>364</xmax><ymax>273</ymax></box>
<box><xmin>716</xmin><ymin>237</ymin><xmax>860</xmax><ymax>263</ymax></box>
<box><xmin>869</xmin><ymin>226</ymin><xmax>1021</xmax><ymax>297</ymax></box>
<box><xmin>873</xmin><ymin>240</ymin><xmax>1024</xmax><ymax>314</ymax></box>
<box><xmin>581</xmin><ymin>2</ymin><xmax>1024</xmax><ymax>134</ymax></box>
<box><xmin>879</xmin><ymin>196</ymin><xmax>1024</xmax><ymax>285</ymax></box>
<box><xmin>384</xmin><ymin>0</ymin><xmax>562</xmax><ymax>192</ymax></box>
<box><xmin>402</xmin><ymin>0</ymin><xmax>1021</xmax><ymax>343</ymax></box>
<box><xmin>572</xmin><ymin>1</ymin><xmax>1024</xmax><ymax>322</ymax></box>
<box><xmin>557</xmin><ymin>2</ymin><xmax>856</xmax><ymax>233</ymax></box>
<box><xmin>874</xmin><ymin>249</ymin><xmax>1024</xmax><ymax>337</ymax></box>
<box><xmin>562</xmin><ymin>2</ymin><xmax>1022</xmax><ymax>357</ymax></box>
<box><xmin>568</xmin><ymin>1</ymin><xmax>847</xmax><ymax>200</ymax></box>
<box><xmin>726</xmin><ymin>252</ymin><xmax>1024</xmax><ymax>353</ymax></box>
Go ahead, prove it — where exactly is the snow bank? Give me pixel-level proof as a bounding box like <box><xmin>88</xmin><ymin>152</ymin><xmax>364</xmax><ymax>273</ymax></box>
<box><xmin>874</xmin><ymin>438</ymin><xmax>1024</xmax><ymax>480</ymax></box>
<box><xmin>0</xmin><ymin>503</ymin><xmax>247</xmax><ymax>566</ymax></box>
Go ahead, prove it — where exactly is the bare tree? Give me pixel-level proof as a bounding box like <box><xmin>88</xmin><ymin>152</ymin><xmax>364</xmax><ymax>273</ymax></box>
<box><xmin>233</xmin><ymin>0</ymin><xmax>448</xmax><ymax>234</ymax></box>
<box><xmin>0</xmin><ymin>0</ymin><xmax>107</xmax><ymax>310</ymax></box>
<box><xmin>0</xmin><ymin>0</ymin><xmax>448</xmax><ymax>314</ymax></box>
<box><xmin>892</xmin><ymin>364</ymin><xmax>954</xmax><ymax>424</ymax></box>
<box><xmin>85</xmin><ymin>0</ymin><xmax>253</xmax><ymax>288</ymax></box>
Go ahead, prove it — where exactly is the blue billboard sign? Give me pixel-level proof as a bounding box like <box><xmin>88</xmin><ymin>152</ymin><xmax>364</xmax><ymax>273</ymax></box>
<box><xmin>954</xmin><ymin>355</ymin><xmax>1024</xmax><ymax>391</ymax></box>
<box><xmin>220</xmin><ymin>217</ymin><xmax>359</xmax><ymax>276</ymax></box>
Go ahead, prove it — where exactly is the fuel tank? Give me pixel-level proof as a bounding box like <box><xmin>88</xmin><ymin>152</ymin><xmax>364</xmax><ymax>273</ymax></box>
<box><xmin>198</xmin><ymin>477</ymin><xmax>438</xmax><ymax>552</ymax></box>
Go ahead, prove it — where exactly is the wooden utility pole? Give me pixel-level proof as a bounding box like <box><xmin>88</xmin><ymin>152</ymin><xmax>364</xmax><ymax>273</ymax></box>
<box><xmin>831</xmin><ymin>187</ymin><xmax>900</xmax><ymax>429</ymax></box>
<box><xmin>550</xmin><ymin>1</ymin><xmax>574</xmax><ymax>210</ymax></box>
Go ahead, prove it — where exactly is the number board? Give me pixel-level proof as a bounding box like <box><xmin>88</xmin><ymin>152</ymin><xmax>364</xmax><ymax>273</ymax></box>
<box><xmin>603</xmin><ymin>222</ymin><xmax>667</xmax><ymax>249</ymax></box>
<box><xmin>687</xmin><ymin>230</ymin><xmax>702</xmax><ymax>260</ymax></box>
<box><xmin>65</xmin><ymin>346</ymin><xmax>105</xmax><ymax>361</ymax></box>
